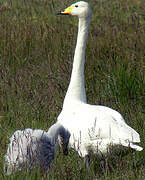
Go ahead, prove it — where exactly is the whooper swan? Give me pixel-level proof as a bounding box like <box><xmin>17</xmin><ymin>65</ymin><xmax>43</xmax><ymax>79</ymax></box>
<box><xmin>4</xmin><ymin>123</ymin><xmax>70</xmax><ymax>175</ymax></box>
<box><xmin>56</xmin><ymin>1</ymin><xmax>143</xmax><ymax>166</ymax></box>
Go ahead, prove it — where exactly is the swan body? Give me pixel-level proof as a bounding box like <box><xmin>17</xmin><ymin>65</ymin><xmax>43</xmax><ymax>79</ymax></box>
<box><xmin>58</xmin><ymin>104</ymin><xmax>142</xmax><ymax>157</ymax></box>
<box><xmin>57</xmin><ymin>1</ymin><xmax>143</xmax><ymax>162</ymax></box>
<box><xmin>4</xmin><ymin>123</ymin><xmax>70</xmax><ymax>175</ymax></box>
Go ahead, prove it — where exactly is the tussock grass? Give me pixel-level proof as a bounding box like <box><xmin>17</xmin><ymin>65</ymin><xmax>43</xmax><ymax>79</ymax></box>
<box><xmin>0</xmin><ymin>0</ymin><xmax>144</xmax><ymax>179</ymax></box>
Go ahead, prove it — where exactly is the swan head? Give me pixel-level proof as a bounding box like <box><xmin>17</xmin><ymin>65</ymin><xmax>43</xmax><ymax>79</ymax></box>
<box><xmin>57</xmin><ymin>1</ymin><xmax>92</xmax><ymax>18</ymax></box>
<box><xmin>58</xmin><ymin>128</ymin><xmax>70</xmax><ymax>156</ymax></box>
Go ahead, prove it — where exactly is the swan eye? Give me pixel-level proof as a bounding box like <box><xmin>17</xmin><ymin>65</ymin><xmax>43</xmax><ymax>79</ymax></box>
<box><xmin>75</xmin><ymin>5</ymin><xmax>78</xmax><ymax>8</ymax></box>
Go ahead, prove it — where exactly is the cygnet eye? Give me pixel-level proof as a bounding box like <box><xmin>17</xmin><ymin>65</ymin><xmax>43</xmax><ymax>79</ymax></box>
<box><xmin>75</xmin><ymin>5</ymin><xmax>78</xmax><ymax>8</ymax></box>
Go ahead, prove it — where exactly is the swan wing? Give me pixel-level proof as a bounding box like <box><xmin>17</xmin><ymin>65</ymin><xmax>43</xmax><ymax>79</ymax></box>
<box><xmin>58</xmin><ymin>104</ymin><xmax>141</xmax><ymax>144</ymax></box>
<box><xmin>93</xmin><ymin>105</ymin><xmax>125</xmax><ymax>122</ymax></box>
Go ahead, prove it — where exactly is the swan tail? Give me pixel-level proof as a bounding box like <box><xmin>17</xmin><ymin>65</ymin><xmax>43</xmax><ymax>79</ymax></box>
<box><xmin>129</xmin><ymin>130</ymin><xmax>140</xmax><ymax>143</ymax></box>
<box><xmin>129</xmin><ymin>143</ymin><xmax>143</xmax><ymax>151</ymax></box>
<box><xmin>119</xmin><ymin>123</ymin><xmax>141</xmax><ymax>143</ymax></box>
<box><xmin>121</xmin><ymin>142</ymin><xmax>143</xmax><ymax>151</ymax></box>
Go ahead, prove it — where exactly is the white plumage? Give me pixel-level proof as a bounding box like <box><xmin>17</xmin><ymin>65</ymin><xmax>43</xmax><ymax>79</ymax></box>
<box><xmin>4</xmin><ymin>123</ymin><xmax>70</xmax><ymax>175</ymax></box>
<box><xmin>57</xmin><ymin>1</ymin><xmax>143</xmax><ymax>164</ymax></box>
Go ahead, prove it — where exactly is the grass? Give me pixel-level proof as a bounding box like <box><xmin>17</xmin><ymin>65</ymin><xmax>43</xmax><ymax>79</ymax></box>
<box><xmin>0</xmin><ymin>0</ymin><xmax>144</xmax><ymax>179</ymax></box>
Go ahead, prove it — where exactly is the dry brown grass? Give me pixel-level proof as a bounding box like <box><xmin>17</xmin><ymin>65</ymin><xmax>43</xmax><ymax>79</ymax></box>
<box><xmin>0</xmin><ymin>0</ymin><xmax>144</xmax><ymax>179</ymax></box>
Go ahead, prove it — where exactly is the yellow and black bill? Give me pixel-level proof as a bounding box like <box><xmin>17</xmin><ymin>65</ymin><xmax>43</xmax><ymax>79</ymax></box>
<box><xmin>56</xmin><ymin>6</ymin><xmax>73</xmax><ymax>15</ymax></box>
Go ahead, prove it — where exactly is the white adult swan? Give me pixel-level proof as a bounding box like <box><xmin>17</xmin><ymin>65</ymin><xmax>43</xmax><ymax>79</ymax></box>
<box><xmin>4</xmin><ymin>123</ymin><xmax>70</xmax><ymax>175</ymax></box>
<box><xmin>56</xmin><ymin>1</ymin><xmax>143</xmax><ymax>166</ymax></box>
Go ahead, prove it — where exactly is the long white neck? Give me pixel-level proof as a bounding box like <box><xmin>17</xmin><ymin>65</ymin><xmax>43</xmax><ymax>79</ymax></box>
<box><xmin>63</xmin><ymin>16</ymin><xmax>91</xmax><ymax>109</ymax></box>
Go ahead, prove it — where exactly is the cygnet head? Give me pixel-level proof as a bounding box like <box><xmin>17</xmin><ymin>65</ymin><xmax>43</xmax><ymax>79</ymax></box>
<box><xmin>57</xmin><ymin>1</ymin><xmax>92</xmax><ymax>18</ymax></box>
<box><xmin>58</xmin><ymin>128</ymin><xmax>70</xmax><ymax>156</ymax></box>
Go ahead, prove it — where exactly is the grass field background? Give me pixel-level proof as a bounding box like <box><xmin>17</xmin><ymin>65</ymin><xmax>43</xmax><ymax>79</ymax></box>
<box><xmin>0</xmin><ymin>0</ymin><xmax>144</xmax><ymax>179</ymax></box>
